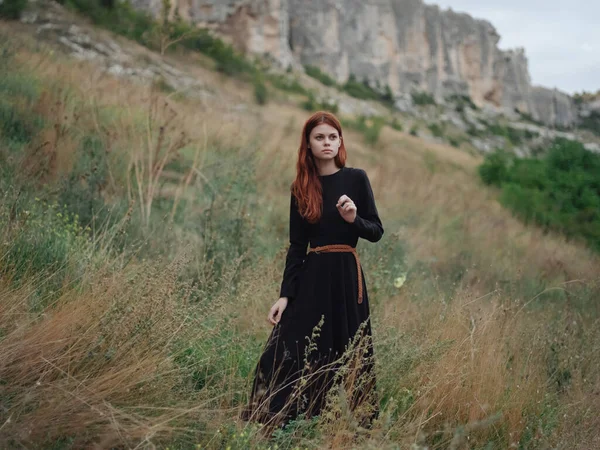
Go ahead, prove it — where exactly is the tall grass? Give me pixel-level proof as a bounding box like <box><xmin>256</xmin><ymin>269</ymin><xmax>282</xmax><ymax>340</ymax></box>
<box><xmin>1</xmin><ymin>25</ymin><xmax>599</xmax><ymax>449</ymax></box>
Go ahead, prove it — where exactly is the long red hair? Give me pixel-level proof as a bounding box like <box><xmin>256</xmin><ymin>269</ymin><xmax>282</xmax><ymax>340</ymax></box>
<box><xmin>291</xmin><ymin>111</ymin><xmax>347</xmax><ymax>224</ymax></box>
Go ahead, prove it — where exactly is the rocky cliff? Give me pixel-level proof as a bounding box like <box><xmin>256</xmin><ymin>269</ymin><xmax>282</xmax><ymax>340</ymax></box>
<box><xmin>130</xmin><ymin>0</ymin><xmax>576</xmax><ymax>127</ymax></box>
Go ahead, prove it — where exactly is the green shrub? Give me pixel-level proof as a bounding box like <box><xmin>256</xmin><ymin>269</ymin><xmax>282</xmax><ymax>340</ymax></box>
<box><xmin>0</xmin><ymin>193</ymin><xmax>92</xmax><ymax>310</ymax></box>
<box><xmin>304</xmin><ymin>65</ymin><xmax>337</xmax><ymax>87</ymax></box>
<box><xmin>478</xmin><ymin>149</ymin><xmax>512</xmax><ymax>186</ymax></box>
<box><xmin>390</xmin><ymin>118</ymin><xmax>403</xmax><ymax>132</ymax></box>
<box><xmin>301</xmin><ymin>92</ymin><xmax>338</xmax><ymax>114</ymax></box>
<box><xmin>343</xmin><ymin>74</ymin><xmax>378</xmax><ymax>101</ymax></box>
<box><xmin>486</xmin><ymin>123</ymin><xmax>538</xmax><ymax>145</ymax></box>
<box><xmin>580</xmin><ymin>110</ymin><xmax>600</xmax><ymax>136</ymax></box>
<box><xmin>446</xmin><ymin>93</ymin><xmax>477</xmax><ymax>112</ymax></box>
<box><xmin>448</xmin><ymin>136</ymin><xmax>461</xmax><ymax>147</ymax></box>
<box><xmin>267</xmin><ymin>73</ymin><xmax>307</xmax><ymax>95</ymax></box>
<box><xmin>344</xmin><ymin>115</ymin><xmax>385</xmax><ymax>145</ymax></box>
<box><xmin>183</xmin><ymin>30</ymin><xmax>255</xmax><ymax>76</ymax></box>
<box><xmin>342</xmin><ymin>75</ymin><xmax>396</xmax><ymax>106</ymax></box>
<box><xmin>0</xmin><ymin>0</ymin><xmax>28</xmax><ymax>19</ymax></box>
<box><xmin>58</xmin><ymin>134</ymin><xmax>113</xmax><ymax>228</ymax></box>
<box><xmin>411</xmin><ymin>90</ymin><xmax>436</xmax><ymax>106</ymax></box>
<box><xmin>515</xmin><ymin>108</ymin><xmax>544</xmax><ymax>126</ymax></box>
<box><xmin>381</xmin><ymin>84</ymin><xmax>395</xmax><ymax>105</ymax></box>
<box><xmin>253</xmin><ymin>73</ymin><xmax>268</xmax><ymax>105</ymax></box>
<box><xmin>409</xmin><ymin>125</ymin><xmax>419</xmax><ymax>136</ymax></box>
<box><xmin>364</xmin><ymin>118</ymin><xmax>384</xmax><ymax>145</ymax></box>
<box><xmin>427</xmin><ymin>122</ymin><xmax>445</xmax><ymax>138</ymax></box>
<box><xmin>0</xmin><ymin>97</ymin><xmax>45</xmax><ymax>146</ymax></box>
<box><xmin>301</xmin><ymin>93</ymin><xmax>317</xmax><ymax>111</ymax></box>
<box><xmin>466</xmin><ymin>126</ymin><xmax>483</xmax><ymax>137</ymax></box>
<box><xmin>478</xmin><ymin>139</ymin><xmax>600</xmax><ymax>252</ymax></box>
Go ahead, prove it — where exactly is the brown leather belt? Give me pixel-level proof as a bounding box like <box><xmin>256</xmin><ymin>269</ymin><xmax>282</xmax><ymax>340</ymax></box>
<box><xmin>307</xmin><ymin>244</ymin><xmax>364</xmax><ymax>304</ymax></box>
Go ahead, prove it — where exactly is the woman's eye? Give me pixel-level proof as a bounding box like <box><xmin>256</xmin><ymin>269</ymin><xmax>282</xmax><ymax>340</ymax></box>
<box><xmin>316</xmin><ymin>136</ymin><xmax>323</xmax><ymax>140</ymax></box>
<box><xmin>330</xmin><ymin>135</ymin><xmax>338</xmax><ymax>140</ymax></box>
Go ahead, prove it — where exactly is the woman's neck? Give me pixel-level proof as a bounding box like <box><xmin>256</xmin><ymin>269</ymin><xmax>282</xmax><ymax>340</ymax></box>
<box><xmin>315</xmin><ymin>159</ymin><xmax>340</xmax><ymax>176</ymax></box>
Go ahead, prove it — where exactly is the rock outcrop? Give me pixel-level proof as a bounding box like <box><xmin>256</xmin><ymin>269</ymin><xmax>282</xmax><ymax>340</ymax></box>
<box><xmin>130</xmin><ymin>0</ymin><xmax>577</xmax><ymax>127</ymax></box>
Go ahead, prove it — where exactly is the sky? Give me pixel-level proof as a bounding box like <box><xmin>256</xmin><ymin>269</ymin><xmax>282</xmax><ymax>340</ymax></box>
<box><xmin>431</xmin><ymin>0</ymin><xmax>600</xmax><ymax>94</ymax></box>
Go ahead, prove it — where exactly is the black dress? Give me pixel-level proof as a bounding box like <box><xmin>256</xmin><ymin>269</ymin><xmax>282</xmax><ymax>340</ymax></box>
<box><xmin>241</xmin><ymin>166</ymin><xmax>384</xmax><ymax>429</ymax></box>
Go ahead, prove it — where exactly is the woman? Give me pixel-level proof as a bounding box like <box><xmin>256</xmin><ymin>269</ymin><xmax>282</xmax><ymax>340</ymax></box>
<box><xmin>240</xmin><ymin>111</ymin><xmax>384</xmax><ymax>430</ymax></box>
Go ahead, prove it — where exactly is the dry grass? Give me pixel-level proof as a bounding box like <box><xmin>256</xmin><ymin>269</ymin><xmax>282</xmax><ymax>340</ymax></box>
<box><xmin>0</xmin><ymin>258</ymin><xmax>185</xmax><ymax>447</ymax></box>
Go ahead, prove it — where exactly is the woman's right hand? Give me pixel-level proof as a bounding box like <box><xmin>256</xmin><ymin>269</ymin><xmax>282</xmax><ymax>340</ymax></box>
<box><xmin>268</xmin><ymin>297</ymin><xmax>289</xmax><ymax>326</ymax></box>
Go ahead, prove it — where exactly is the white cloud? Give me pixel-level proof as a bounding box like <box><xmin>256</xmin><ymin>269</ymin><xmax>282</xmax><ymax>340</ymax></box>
<box><xmin>432</xmin><ymin>0</ymin><xmax>600</xmax><ymax>94</ymax></box>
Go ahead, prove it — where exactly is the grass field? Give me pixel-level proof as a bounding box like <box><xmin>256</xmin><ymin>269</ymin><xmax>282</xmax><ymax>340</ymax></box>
<box><xmin>0</xmin><ymin>20</ymin><xmax>599</xmax><ymax>450</ymax></box>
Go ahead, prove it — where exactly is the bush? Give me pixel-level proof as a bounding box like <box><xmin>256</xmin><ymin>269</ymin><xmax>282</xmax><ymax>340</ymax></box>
<box><xmin>449</xmin><ymin>137</ymin><xmax>461</xmax><ymax>148</ymax></box>
<box><xmin>446</xmin><ymin>94</ymin><xmax>477</xmax><ymax>112</ymax></box>
<box><xmin>58</xmin><ymin>133</ymin><xmax>113</xmax><ymax>228</ymax></box>
<box><xmin>184</xmin><ymin>30</ymin><xmax>255</xmax><ymax>76</ymax></box>
<box><xmin>344</xmin><ymin>115</ymin><xmax>385</xmax><ymax>145</ymax></box>
<box><xmin>0</xmin><ymin>0</ymin><xmax>28</xmax><ymax>19</ymax></box>
<box><xmin>478</xmin><ymin>139</ymin><xmax>600</xmax><ymax>252</ymax></box>
<box><xmin>364</xmin><ymin>118</ymin><xmax>384</xmax><ymax>145</ymax></box>
<box><xmin>390</xmin><ymin>118</ymin><xmax>403</xmax><ymax>132</ymax></box>
<box><xmin>301</xmin><ymin>92</ymin><xmax>338</xmax><ymax>114</ymax></box>
<box><xmin>0</xmin><ymin>97</ymin><xmax>45</xmax><ymax>146</ymax></box>
<box><xmin>427</xmin><ymin>122</ymin><xmax>444</xmax><ymax>138</ymax></box>
<box><xmin>0</xmin><ymin>193</ymin><xmax>93</xmax><ymax>310</ymax></box>
<box><xmin>343</xmin><ymin>74</ymin><xmax>379</xmax><ymax>101</ymax></box>
<box><xmin>381</xmin><ymin>84</ymin><xmax>395</xmax><ymax>105</ymax></box>
<box><xmin>409</xmin><ymin>125</ymin><xmax>419</xmax><ymax>136</ymax></box>
<box><xmin>515</xmin><ymin>108</ymin><xmax>544</xmax><ymax>126</ymax></box>
<box><xmin>478</xmin><ymin>149</ymin><xmax>512</xmax><ymax>186</ymax></box>
<box><xmin>304</xmin><ymin>65</ymin><xmax>337</xmax><ymax>87</ymax></box>
<box><xmin>579</xmin><ymin>110</ymin><xmax>600</xmax><ymax>136</ymax></box>
<box><xmin>411</xmin><ymin>91</ymin><xmax>436</xmax><ymax>106</ymax></box>
<box><xmin>486</xmin><ymin>123</ymin><xmax>538</xmax><ymax>146</ymax></box>
<box><xmin>267</xmin><ymin>73</ymin><xmax>307</xmax><ymax>95</ymax></box>
<box><xmin>253</xmin><ymin>73</ymin><xmax>268</xmax><ymax>105</ymax></box>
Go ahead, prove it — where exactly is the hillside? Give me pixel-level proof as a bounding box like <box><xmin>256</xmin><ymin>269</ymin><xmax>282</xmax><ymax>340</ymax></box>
<box><xmin>1</xmin><ymin>3</ymin><xmax>600</xmax><ymax>449</ymax></box>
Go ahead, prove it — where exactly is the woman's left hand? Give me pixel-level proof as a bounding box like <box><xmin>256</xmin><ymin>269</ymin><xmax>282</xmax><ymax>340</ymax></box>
<box><xmin>336</xmin><ymin>195</ymin><xmax>357</xmax><ymax>223</ymax></box>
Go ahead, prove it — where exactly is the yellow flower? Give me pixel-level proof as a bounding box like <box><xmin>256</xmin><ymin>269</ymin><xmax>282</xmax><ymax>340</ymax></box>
<box><xmin>394</xmin><ymin>273</ymin><xmax>407</xmax><ymax>289</ymax></box>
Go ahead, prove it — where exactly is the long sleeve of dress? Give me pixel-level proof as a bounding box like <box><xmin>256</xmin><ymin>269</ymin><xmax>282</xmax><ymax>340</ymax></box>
<box><xmin>351</xmin><ymin>169</ymin><xmax>384</xmax><ymax>242</ymax></box>
<box><xmin>279</xmin><ymin>192</ymin><xmax>310</xmax><ymax>301</ymax></box>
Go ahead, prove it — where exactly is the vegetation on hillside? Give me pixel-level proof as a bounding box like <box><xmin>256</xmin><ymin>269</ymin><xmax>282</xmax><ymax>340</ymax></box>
<box><xmin>0</xmin><ymin>0</ymin><xmax>28</xmax><ymax>19</ymax></box>
<box><xmin>479</xmin><ymin>139</ymin><xmax>600</xmax><ymax>253</ymax></box>
<box><xmin>579</xmin><ymin>110</ymin><xmax>600</xmax><ymax>136</ymax></box>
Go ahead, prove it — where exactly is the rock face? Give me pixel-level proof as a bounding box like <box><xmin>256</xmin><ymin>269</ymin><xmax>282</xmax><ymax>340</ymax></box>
<box><xmin>530</xmin><ymin>87</ymin><xmax>578</xmax><ymax>128</ymax></box>
<box><xmin>132</xmin><ymin>0</ymin><xmax>577</xmax><ymax>127</ymax></box>
<box><xmin>128</xmin><ymin>0</ymin><xmax>298</xmax><ymax>68</ymax></box>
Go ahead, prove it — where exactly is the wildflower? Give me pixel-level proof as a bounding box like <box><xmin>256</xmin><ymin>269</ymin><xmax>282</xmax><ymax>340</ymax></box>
<box><xmin>394</xmin><ymin>273</ymin><xmax>407</xmax><ymax>289</ymax></box>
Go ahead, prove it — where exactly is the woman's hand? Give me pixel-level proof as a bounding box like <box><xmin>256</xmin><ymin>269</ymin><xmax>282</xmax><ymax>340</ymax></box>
<box><xmin>268</xmin><ymin>297</ymin><xmax>289</xmax><ymax>325</ymax></box>
<box><xmin>336</xmin><ymin>195</ymin><xmax>357</xmax><ymax>223</ymax></box>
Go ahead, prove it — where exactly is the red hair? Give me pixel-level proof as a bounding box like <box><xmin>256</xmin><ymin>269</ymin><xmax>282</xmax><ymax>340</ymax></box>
<box><xmin>291</xmin><ymin>111</ymin><xmax>347</xmax><ymax>224</ymax></box>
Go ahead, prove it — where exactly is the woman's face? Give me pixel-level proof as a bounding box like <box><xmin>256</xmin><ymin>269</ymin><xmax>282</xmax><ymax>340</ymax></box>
<box><xmin>308</xmin><ymin>123</ymin><xmax>342</xmax><ymax>161</ymax></box>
